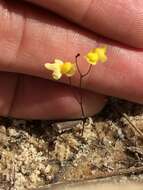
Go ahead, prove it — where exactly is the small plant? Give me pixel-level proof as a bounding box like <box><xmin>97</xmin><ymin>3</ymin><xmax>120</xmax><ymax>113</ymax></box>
<box><xmin>44</xmin><ymin>46</ymin><xmax>108</xmax><ymax>134</ymax></box>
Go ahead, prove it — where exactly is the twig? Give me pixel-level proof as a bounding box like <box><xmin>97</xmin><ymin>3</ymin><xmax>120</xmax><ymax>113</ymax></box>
<box><xmin>32</xmin><ymin>166</ymin><xmax>143</xmax><ymax>190</ymax></box>
<box><xmin>122</xmin><ymin>113</ymin><xmax>143</xmax><ymax>138</ymax></box>
<box><xmin>110</xmin><ymin>104</ymin><xmax>143</xmax><ymax>138</ymax></box>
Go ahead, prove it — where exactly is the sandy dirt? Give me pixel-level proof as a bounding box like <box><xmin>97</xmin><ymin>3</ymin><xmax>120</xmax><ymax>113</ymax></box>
<box><xmin>0</xmin><ymin>98</ymin><xmax>143</xmax><ymax>190</ymax></box>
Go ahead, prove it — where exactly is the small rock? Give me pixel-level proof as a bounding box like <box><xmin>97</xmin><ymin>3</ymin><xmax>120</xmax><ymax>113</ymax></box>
<box><xmin>7</xmin><ymin>128</ymin><xmax>18</xmax><ymax>137</ymax></box>
<box><xmin>52</xmin><ymin>120</ymin><xmax>82</xmax><ymax>133</ymax></box>
<box><xmin>0</xmin><ymin>125</ymin><xmax>7</xmax><ymax>144</ymax></box>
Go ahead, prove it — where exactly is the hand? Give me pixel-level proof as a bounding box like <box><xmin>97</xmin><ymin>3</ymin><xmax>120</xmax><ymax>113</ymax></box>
<box><xmin>0</xmin><ymin>0</ymin><xmax>143</xmax><ymax>119</ymax></box>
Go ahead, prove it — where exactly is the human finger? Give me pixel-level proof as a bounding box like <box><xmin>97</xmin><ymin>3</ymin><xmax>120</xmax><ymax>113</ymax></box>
<box><xmin>1</xmin><ymin>1</ymin><xmax>143</xmax><ymax>104</ymax></box>
<box><xmin>0</xmin><ymin>72</ymin><xmax>106</xmax><ymax>119</ymax></box>
<box><xmin>26</xmin><ymin>0</ymin><xmax>143</xmax><ymax>48</ymax></box>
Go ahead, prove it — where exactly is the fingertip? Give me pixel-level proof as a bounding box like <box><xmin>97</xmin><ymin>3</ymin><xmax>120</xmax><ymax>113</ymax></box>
<box><xmin>83</xmin><ymin>90</ymin><xmax>107</xmax><ymax>117</ymax></box>
<box><xmin>9</xmin><ymin>75</ymin><xmax>106</xmax><ymax>119</ymax></box>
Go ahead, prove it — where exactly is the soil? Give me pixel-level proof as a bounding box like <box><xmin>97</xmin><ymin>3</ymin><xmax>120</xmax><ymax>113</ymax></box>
<box><xmin>0</xmin><ymin>98</ymin><xmax>143</xmax><ymax>190</ymax></box>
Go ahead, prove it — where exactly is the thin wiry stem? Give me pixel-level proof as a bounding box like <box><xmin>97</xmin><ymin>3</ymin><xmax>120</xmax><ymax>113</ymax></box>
<box><xmin>68</xmin><ymin>71</ymin><xmax>86</xmax><ymax>136</ymax></box>
<box><xmin>75</xmin><ymin>55</ymin><xmax>85</xmax><ymax>114</ymax></box>
<box><xmin>79</xmin><ymin>75</ymin><xmax>86</xmax><ymax>135</ymax></box>
<box><xmin>75</xmin><ymin>54</ymin><xmax>92</xmax><ymax>135</ymax></box>
<box><xmin>79</xmin><ymin>76</ymin><xmax>85</xmax><ymax>116</ymax></box>
<box><xmin>75</xmin><ymin>54</ymin><xmax>92</xmax><ymax>78</ymax></box>
<box><xmin>82</xmin><ymin>64</ymin><xmax>92</xmax><ymax>78</ymax></box>
<box><xmin>75</xmin><ymin>54</ymin><xmax>82</xmax><ymax>76</ymax></box>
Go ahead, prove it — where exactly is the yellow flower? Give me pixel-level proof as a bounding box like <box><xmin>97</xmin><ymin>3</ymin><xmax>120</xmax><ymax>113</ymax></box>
<box><xmin>85</xmin><ymin>46</ymin><xmax>107</xmax><ymax>65</ymax></box>
<box><xmin>44</xmin><ymin>59</ymin><xmax>76</xmax><ymax>80</ymax></box>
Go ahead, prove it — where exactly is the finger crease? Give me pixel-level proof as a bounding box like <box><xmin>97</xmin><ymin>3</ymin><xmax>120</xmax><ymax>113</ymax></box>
<box><xmin>15</xmin><ymin>12</ymin><xmax>27</xmax><ymax>59</ymax></box>
<box><xmin>7</xmin><ymin>74</ymin><xmax>21</xmax><ymax>117</ymax></box>
<box><xmin>79</xmin><ymin>0</ymin><xmax>94</xmax><ymax>24</ymax></box>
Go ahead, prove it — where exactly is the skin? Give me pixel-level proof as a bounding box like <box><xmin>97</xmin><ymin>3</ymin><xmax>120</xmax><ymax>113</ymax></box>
<box><xmin>0</xmin><ymin>0</ymin><xmax>143</xmax><ymax>119</ymax></box>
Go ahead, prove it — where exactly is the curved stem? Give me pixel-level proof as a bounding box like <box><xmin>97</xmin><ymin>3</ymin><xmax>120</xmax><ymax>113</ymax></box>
<box><xmin>82</xmin><ymin>64</ymin><xmax>92</xmax><ymax>77</ymax></box>
<box><xmin>75</xmin><ymin>53</ymin><xmax>82</xmax><ymax>76</ymax></box>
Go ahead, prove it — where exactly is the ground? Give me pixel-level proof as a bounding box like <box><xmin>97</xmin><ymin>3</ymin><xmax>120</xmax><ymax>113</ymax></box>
<box><xmin>0</xmin><ymin>98</ymin><xmax>143</xmax><ymax>190</ymax></box>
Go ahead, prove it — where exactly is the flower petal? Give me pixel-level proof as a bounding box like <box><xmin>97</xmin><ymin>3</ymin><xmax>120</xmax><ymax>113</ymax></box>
<box><xmin>54</xmin><ymin>59</ymin><xmax>63</xmax><ymax>64</ymax></box>
<box><xmin>95</xmin><ymin>46</ymin><xmax>107</xmax><ymax>63</ymax></box>
<box><xmin>52</xmin><ymin>69</ymin><xmax>62</xmax><ymax>80</ymax></box>
<box><xmin>45</xmin><ymin>63</ymin><xmax>62</xmax><ymax>80</ymax></box>
<box><xmin>85</xmin><ymin>52</ymin><xmax>99</xmax><ymax>65</ymax></box>
<box><xmin>66</xmin><ymin>64</ymin><xmax>76</xmax><ymax>77</ymax></box>
<box><xmin>44</xmin><ymin>59</ymin><xmax>76</xmax><ymax>79</ymax></box>
<box><xmin>44</xmin><ymin>63</ymin><xmax>57</xmax><ymax>71</ymax></box>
